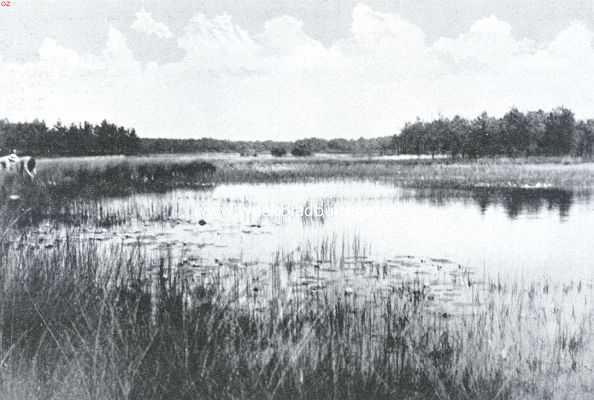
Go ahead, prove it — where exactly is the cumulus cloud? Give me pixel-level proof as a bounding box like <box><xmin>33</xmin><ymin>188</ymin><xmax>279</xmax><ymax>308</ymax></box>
<box><xmin>3</xmin><ymin>3</ymin><xmax>594</xmax><ymax>140</ymax></box>
<box><xmin>548</xmin><ymin>22</ymin><xmax>593</xmax><ymax>59</ymax></box>
<box><xmin>177</xmin><ymin>13</ymin><xmax>261</xmax><ymax>71</ymax></box>
<box><xmin>131</xmin><ymin>9</ymin><xmax>173</xmax><ymax>39</ymax></box>
<box><xmin>434</xmin><ymin>15</ymin><xmax>535</xmax><ymax>69</ymax></box>
<box><xmin>351</xmin><ymin>3</ymin><xmax>426</xmax><ymax>52</ymax></box>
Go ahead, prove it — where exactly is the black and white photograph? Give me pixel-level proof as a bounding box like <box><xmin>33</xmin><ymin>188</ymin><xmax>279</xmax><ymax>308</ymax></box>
<box><xmin>1</xmin><ymin>1</ymin><xmax>594</xmax><ymax>399</ymax></box>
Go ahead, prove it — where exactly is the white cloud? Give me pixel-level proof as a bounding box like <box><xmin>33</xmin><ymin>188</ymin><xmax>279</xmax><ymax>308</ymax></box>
<box><xmin>131</xmin><ymin>9</ymin><xmax>173</xmax><ymax>39</ymax></box>
<box><xmin>177</xmin><ymin>13</ymin><xmax>262</xmax><ymax>71</ymax></box>
<box><xmin>433</xmin><ymin>15</ymin><xmax>535</xmax><ymax>70</ymax></box>
<box><xmin>3</xmin><ymin>3</ymin><xmax>594</xmax><ymax>140</ymax></box>
<box><xmin>258</xmin><ymin>16</ymin><xmax>331</xmax><ymax>69</ymax></box>
<box><xmin>470</xmin><ymin>15</ymin><xmax>512</xmax><ymax>35</ymax></box>
<box><xmin>260</xmin><ymin>16</ymin><xmax>320</xmax><ymax>53</ymax></box>
<box><xmin>351</xmin><ymin>3</ymin><xmax>425</xmax><ymax>52</ymax></box>
<box><xmin>548</xmin><ymin>22</ymin><xmax>593</xmax><ymax>60</ymax></box>
<box><xmin>104</xmin><ymin>26</ymin><xmax>138</xmax><ymax>71</ymax></box>
<box><xmin>39</xmin><ymin>38</ymin><xmax>80</xmax><ymax>66</ymax></box>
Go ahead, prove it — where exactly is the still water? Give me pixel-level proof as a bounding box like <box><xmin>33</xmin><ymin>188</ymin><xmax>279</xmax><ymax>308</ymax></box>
<box><xmin>95</xmin><ymin>180</ymin><xmax>593</xmax><ymax>281</ymax></box>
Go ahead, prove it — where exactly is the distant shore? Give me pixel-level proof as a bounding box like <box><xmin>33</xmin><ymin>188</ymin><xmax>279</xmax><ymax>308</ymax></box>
<box><xmin>33</xmin><ymin>154</ymin><xmax>594</xmax><ymax>191</ymax></box>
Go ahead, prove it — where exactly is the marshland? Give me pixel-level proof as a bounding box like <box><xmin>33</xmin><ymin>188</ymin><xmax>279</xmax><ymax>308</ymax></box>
<box><xmin>9</xmin><ymin>0</ymin><xmax>594</xmax><ymax>395</ymax></box>
<box><xmin>0</xmin><ymin>153</ymin><xmax>593</xmax><ymax>400</ymax></box>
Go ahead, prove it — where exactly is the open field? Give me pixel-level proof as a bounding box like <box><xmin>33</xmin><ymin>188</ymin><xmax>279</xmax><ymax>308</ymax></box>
<box><xmin>0</xmin><ymin>154</ymin><xmax>593</xmax><ymax>399</ymax></box>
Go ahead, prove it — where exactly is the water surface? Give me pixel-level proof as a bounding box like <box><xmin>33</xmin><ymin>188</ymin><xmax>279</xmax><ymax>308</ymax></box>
<box><xmin>81</xmin><ymin>180</ymin><xmax>594</xmax><ymax>281</ymax></box>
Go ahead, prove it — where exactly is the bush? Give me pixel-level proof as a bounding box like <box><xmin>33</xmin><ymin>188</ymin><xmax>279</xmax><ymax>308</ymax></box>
<box><xmin>291</xmin><ymin>141</ymin><xmax>313</xmax><ymax>157</ymax></box>
<box><xmin>270</xmin><ymin>147</ymin><xmax>287</xmax><ymax>157</ymax></box>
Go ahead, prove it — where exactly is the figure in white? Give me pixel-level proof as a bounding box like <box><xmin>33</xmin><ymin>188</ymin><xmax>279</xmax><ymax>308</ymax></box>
<box><xmin>0</xmin><ymin>149</ymin><xmax>36</xmax><ymax>179</ymax></box>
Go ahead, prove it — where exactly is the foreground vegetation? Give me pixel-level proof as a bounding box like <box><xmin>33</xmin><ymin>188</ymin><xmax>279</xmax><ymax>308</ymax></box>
<box><xmin>0</xmin><ymin>235</ymin><xmax>591</xmax><ymax>400</ymax></box>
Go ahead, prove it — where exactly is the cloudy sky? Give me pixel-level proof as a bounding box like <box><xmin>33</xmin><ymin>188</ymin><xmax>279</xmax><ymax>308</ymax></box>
<box><xmin>2</xmin><ymin>0</ymin><xmax>594</xmax><ymax>140</ymax></box>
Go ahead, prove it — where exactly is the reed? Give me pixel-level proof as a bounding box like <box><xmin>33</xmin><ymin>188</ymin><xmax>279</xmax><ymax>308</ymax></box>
<box><xmin>34</xmin><ymin>154</ymin><xmax>594</xmax><ymax>190</ymax></box>
<box><xmin>0</xmin><ymin>233</ymin><xmax>591</xmax><ymax>400</ymax></box>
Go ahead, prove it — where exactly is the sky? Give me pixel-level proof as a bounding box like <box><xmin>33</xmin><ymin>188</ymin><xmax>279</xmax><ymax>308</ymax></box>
<box><xmin>1</xmin><ymin>0</ymin><xmax>594</xmax><ymax>140</ymax></box>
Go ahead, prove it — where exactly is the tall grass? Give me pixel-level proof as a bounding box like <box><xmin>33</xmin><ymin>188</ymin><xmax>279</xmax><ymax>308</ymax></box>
<box><xmin>0</xmin><ymin>154</ymin><xmax>586</xmax><ymax>229</ymax></box>
<box><xmin>36</xmin><ymin>155</ymin><xmax>594</xmax><ymax>190</ymax></box>
<box><xmin>0</xmin><ymin>233</ymin><xmax>591</xmax><ymax>400</ymax></box>
<box><xmin>213</xmin><ymin>157</ymin><xmax>594</xmax><ymax>190</ymax></box>
<box><xmin>0</xmin><ymin>159</ymin><xmax>217</xmax><ymax>227</ymax></box>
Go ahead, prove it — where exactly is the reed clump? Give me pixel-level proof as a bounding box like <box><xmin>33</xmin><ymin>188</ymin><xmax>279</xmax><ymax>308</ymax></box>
<box><xmin>0</xmin><ymin>235</ymin><xmax>591</xmax><ymax>400</ymax></box>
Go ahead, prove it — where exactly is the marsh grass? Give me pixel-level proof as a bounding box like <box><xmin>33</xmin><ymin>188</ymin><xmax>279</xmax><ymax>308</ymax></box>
<box><xmin>0</xmin><ymin>233</ymin><xmax>591</xmax><ymax>400</ymax></box>
<box><xmin>0</xmin><ymin>154</ymin><xmax>587</xmax><ymax>229</ymax></box>
<box><xmin>31</xmin><ymin>155</ymin><xmax>594</xmax><ymax>190</ymax></box>
<box><xmin>39</xmin><ymin>159</ymin><xmax>216</xmax><ymax>197</ymax></box>
<box><xmin>213</xmin><ymin>157</ymin><xmax>594</xmax><ymax>191</ymax></box>
<box><xmin>0</xmin><ymin>158</ymin><xmax>217</xmax><ymax>227</ymax></box>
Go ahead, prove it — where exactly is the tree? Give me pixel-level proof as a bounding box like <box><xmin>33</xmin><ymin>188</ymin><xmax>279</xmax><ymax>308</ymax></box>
<box><xmin>390</xmin><ymin>134</ymin><xmax>401</xmax><ymax>154</ymax></box>
<box><xmin>467</xmin><ymin>113</ymin><xmax>491</xmax><ymax>158</ymax></box>
<box><xmin>501</xmin><ymin>108</ymin><xmax>530</xmax><ymax>157</ymax></box>
<box><xmin>291</xmin><ymin>140</ymin><xmax>314</xmax><ymax>156</ymax></box>
<box><xmin>445</xmin><ymin>116</ymin><xmax>469</xmax><ymax>159</ymax></box>
<box><xmin>525</xmin><ymin>110</ymin><xmax>547</xmax><ymax>155</ymax></box>
<box><xmin>398</xmin><ymin>119</ymin><xmax>426</xmax><ymax>156</ymax></box>
<box><xmin>377</xmin><ymin>136</ymin><xmax>395</xmax><ymax>155</ymax></box>
<box><xmin>574</xmin><ymin>120</ymin><xmax>594</xmax><ymax>157</ymax></box>
<box><xmin>328</xmin><ymin>138</ymin><xmax>354</xmax><ymax>153</ymax></box>
<box><xmin>543</xmin><ymin>107</ymin><xmax>575</xmax><ymax>156</ymax></box>
<box><xmin>424</xmin><ymin>120</ymin><xmax>440</xmax><ymax>159</ymax></box>
<box><xmin>125</xmin><ymin>128</ymin><xmax>141</xmax><ymax>155</ymax></box>
<box><xmin>271</xmin><ymin>147</ymin><xmax>287</xmax><ymax>157</ymax></box>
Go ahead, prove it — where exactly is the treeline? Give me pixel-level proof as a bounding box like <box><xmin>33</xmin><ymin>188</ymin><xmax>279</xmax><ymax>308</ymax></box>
<box><xmin>0</xmin><ymin>119</ymin><xmax>140</xmax><ymax>156</ymax></box>
<box><xmin>396</xmin><ymin>107</ymin><xmax>594</xmax><ymax>158</ymax></box>
<box><xmin>284</xmin><ymin>137</ymin><xmax>394</xmax><ymax>156</ymax></box>
<box><xmin>140</xmin><ymin>137</ymin><xmax>394</xmax><ymax>156</ymax></box>
<box><xmin>3</xmin><ymin>107</ymin><xmax>594</xmax><ymax>158</ymax></box>
<box><xmin>0</xmin><ymin>119</ymin><xmax>393</xmax><ymax>157</ymax></box>
<box><xmin>140</xmin><ymin>138</ymin><xmax>290</xmax><ymax>155</ymax></box>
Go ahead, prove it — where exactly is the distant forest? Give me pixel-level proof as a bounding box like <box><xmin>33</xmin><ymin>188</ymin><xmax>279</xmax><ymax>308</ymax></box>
<box><xmin>0</xmin><ymin>118</ymin><xmax>393</xmax><ymax>157</ymax></box>
<box><xmin>0</xmin><ymin>120</ymin><xmax>140</xmax><ymax>157</ymax></box>
<box><xmin>1</xmin><ymin>106</ymin><xmax>594</xmax><ymax>158</ymax></box>
<box><xmin>397</xmin><ymin>107</ymin><xmax>594</xmax><ymax>158</ymax></box>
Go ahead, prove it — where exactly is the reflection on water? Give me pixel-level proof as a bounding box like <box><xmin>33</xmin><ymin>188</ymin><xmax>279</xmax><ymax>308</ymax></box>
<box><xmin>16</xmin><ymin>180</ymin><xmax>591</xmax><ymax>282</ymax></box>
<box><xmin>472</xmin><ymin>187</ymin><xmax>575</xmax><ymax>219</ymax></box>
<box><xmin>12</xmin><ymin>179</ymin><xmax>594</xmax><ymax>322</ymax></box>
<box><xmin>403</xmin><ymin>187</ymin><xmax>580</xmax><ymax>220</ymax></box>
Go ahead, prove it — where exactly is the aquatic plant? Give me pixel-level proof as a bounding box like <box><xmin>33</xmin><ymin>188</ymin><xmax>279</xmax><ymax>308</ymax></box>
<box><xmin>0</xmin><ymin>234</ymin><xmax>591</xmax><ymax>400</ymax></box>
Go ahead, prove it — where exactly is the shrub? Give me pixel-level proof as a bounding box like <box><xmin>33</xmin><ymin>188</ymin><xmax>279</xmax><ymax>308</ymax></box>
<box><xmin>270</xmin><ymin>147</ymin><xmax>287</xmax><ymax>157</ymax></box>
<box><xmin>291</xmin><ymin>141</ymin><xmax>313</xmax><ymax>157</ymax></box>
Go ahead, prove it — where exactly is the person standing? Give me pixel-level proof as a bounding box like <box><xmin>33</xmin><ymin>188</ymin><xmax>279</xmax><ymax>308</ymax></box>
<box><xmin>7</xmin><ymin>149</ymin><xmax>18</xmax><ymax>171</ymax></box>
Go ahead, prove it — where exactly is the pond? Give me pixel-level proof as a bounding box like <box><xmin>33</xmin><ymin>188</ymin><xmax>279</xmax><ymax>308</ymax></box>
<box><xmin>18</xmin><ymin>178</ymin><xmax>591</xmax><ymax>321</ymax></box>
<box><xmin>42</xmin><ymin>180</ymin><xmax>591</xmax><ymax>282</ymax></box>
